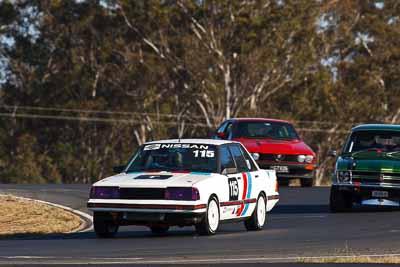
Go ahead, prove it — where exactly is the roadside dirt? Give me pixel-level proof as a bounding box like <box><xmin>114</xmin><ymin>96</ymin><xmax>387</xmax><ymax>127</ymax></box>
<box><xmin>0</xmin><ymin>194</ymin><xmax>83</xmax><ymax>236</ymax></box>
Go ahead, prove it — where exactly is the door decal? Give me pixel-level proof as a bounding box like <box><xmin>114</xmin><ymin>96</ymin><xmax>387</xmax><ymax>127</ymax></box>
<box><xmin>228</xmin><ymin>178</ymin><xmax>239</xmax><ymax>201</ymax></box>
<box><xmin>236</xmin><ymin>172</ymin><xmax>252</xmax><ymax>216</ymax></box>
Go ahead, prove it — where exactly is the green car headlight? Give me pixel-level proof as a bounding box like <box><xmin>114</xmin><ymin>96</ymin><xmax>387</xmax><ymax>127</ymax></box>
<box><xmin>337</xmin><ymin>171</ymin><xmax>351</xmax><ymax>183</ymax></box>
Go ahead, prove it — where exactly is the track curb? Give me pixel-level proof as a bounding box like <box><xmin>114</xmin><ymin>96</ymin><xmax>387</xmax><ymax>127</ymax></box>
<box><xmin>0</xmin><ymin>193</ymin><xmax>93</xmax><ymax>233</ymax></box>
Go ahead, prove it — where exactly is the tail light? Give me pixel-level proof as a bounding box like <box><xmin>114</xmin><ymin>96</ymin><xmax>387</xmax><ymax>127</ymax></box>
<box><xmin>275</xmin><ymin>181</ymin><xmax>279</xmax><ymax>192</ymax></box>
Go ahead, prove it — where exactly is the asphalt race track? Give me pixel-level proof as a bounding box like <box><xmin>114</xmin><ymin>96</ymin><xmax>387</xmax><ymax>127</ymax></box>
<box><xmin>1</xmin><ymin>184</ymin><xmax>400</xmax><ymax>266</ymax></box>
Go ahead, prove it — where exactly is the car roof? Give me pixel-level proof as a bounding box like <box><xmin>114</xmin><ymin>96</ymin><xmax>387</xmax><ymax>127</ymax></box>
<box><xmin>230</xmin><ymin>117</ymin><xmax>291</xmax><ymax>124</ymax></box>
<box><xmin>144</xmin><ymin>139</ymin><xmax>237</xmax><ymax>146</ymax></box>
<box><xmin>352</xmin><ymin>124</ymin><xmax>400</xmax><ymax>132</ymax></box>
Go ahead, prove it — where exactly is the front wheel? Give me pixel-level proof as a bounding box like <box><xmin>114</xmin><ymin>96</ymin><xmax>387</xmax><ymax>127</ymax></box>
<box><xmin>329</xmin><ymin>187</ymin><xmax>352</xmax><ymax>212</ymax></box>
<box><xmin>195</xmin><ymin>197</ymin><xmax>220</xmax><ymax>235</ymax></box>
<box><xmin>245</xmin><ymin>194</ymin><xmax>266</xmax><ymax>231</ymax></box>
<box><xmin>93</xmin><ymin>213</ymin><xmax>119</xmax><ymax>238</ymax></box>
<box><xmin>300</xmin><ymin>178</ymin><xmax>314</xmax><ymax>187</ymax></box>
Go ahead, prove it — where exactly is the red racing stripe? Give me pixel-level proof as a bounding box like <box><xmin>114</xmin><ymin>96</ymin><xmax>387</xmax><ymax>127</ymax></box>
<box><xmin>236</xmin><ymin>172</ymin><xmax>248</xmax><ymax>216</ymax></box>
<box><xmin>220</xmin><ymin>199</ymin><xmax>256</xmax><ymax>206</ymax></box>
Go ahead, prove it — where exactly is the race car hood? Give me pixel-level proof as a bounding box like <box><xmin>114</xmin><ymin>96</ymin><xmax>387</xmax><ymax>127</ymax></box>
<box><xmin>337</xmin><ymin>152</ymin><xmax>400</xmax><ymax>173</ymax></box>
<box><xmin>233</xmin><ymin>137</ymin><xmax>315</xmax><ymax>155</ymax></box>
<box><xmin>93</xmin><ymin>171</ymin><xmax>215</xmax><ymax>188</ymax></box>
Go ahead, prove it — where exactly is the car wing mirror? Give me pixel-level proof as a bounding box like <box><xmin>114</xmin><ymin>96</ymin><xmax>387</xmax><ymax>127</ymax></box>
<box><xmin>222</xmin><ymin>167</ymin><xmax>237</xmax><ymax>175</ymax></box>
<box><xmin>216</xmin><ymin>132</ymin><xmax>227</xmax><ymax>139</ymax></box>
<box><xmin>113</xmin><ymin>165</ymin><xmax>125</xmax><ymax>174</ymax></box>
<box><xmin>328</xmin><ymin>150</ymin><xmax>337</xmax><ymax>157</ymax></box>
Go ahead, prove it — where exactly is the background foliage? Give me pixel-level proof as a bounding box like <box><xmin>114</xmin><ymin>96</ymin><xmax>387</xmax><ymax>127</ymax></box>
<box><xmin>0</xmin><ymin>0</ymin><xmax>399</xmax><ymax>184</ymax></box>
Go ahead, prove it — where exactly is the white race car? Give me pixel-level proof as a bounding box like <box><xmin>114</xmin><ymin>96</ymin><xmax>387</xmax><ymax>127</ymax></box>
<box><xmin>87</xmin><ymin>139</ymin><xmax>279</xmax><ymax>237</ymax></box>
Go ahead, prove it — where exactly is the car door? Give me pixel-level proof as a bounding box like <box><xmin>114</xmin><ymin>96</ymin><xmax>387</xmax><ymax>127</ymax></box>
<box><xmin>219</xmin><ymin>145</ymin><xmax>243</xmax><ymax>220</ymax></box>
<box><xmin>228</xmin><ymin>143</ymin><xmax>259</xmax><ymax>218</ymax></box>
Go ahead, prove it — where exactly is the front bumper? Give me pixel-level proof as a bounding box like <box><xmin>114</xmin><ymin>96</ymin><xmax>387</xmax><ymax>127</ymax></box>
<box><xmin>87</xmin><ymin>201</ymin><xmax>206</xmax><ymax>226</ymax></box>
<box><xmin>332</xmin><ymin>183</ymin><xmax>400</xmax><ymax>206</ymax></box>
<box><xmin>256</xmin><ymin>161</ymin><xmax>316</xmax><ymax>179</ymax></box>
<box><xmin>93</xmin><ymin>211</ymin><xmax>205</xmax><ymax>227</ymax></box>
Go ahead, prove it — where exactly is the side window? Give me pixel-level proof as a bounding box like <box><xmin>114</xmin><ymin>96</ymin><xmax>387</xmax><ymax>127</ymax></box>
<box><xmin>220</xmin><ymin>145</ymin><xmax>236</xmax><ymax>172</ymax></box>
<box><xmin>216</xmin><ymin>121</ymin><xmax>228</xmax><ymax>133</ymax></box>
<box><xmin>239</xmin><ymin>145</ymin><xmax>258</xmax><ymax>171</ymax></box>
<box><xmin>225</xmin><ymin>123</ymin><xmax>233</xmax><ymax>139</ymax></box>
<box><xmin>229</xmin><ymin>144</ymin><xmax>249</xmax><ymax>172</ymax></box>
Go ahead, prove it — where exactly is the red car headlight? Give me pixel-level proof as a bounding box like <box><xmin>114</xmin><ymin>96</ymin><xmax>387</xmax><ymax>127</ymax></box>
<box><xmin>165</xmin><ymin>187</ymin><xmax>200</xmax><ymax>201</ymax></box>
<box><xmin>305</xmin><ymin>155</ymin><xmax>314</xmax><ymax>163</ymax></box>
<box><xmin>90</xmin><ymin>186</ymin><xmax>120</xmax><ymax>199</ymax></box>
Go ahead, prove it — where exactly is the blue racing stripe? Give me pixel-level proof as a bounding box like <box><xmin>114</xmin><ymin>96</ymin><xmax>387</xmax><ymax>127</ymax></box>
<box><xmin>190</xmin><ymin>172</ymin><xmax>211</xmax><ymax>175</ymax></box>
<box><xmin>241</xmin><ymin>172</ymin><xmax>253</xmax><ymax>216</ymax></box>
<box><xmin>246</xmin><ymin>172</ymin><xmax>252</xmax><ymax>199</ymax></box>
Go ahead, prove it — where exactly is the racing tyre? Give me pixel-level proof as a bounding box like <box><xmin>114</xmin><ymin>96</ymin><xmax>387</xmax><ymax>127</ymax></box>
<box><xmin>195</xmin><ymin>197</ymin><xmax>220</xmax><ymax>235</ymax></box>
<box><xmin>329</xmin><ymin>187</ymin><xmax>352</xmax><ymax>212</ymax></box>
<box><xmin>150</xmin><ymin>226</ymin><xmax>169</xmax><ymax>235</ymax></box>
<box><xmin>300</xmin><ymin>178</ymin><xmax>314</xmax><ymax>187</ymax></box>
<box><xmin>278</xmin><ymin>179</ymin><xmax>289</xmax><ymax>187</ymax></box>
<box><xmin>245</xmin><ymin>194</ymin><xmax>266</xmax><ymax>231</ymax></box>
<box><xmin>93</xmin><ymin>213</ymin><xmax>119</xmax><ymax>238</ymax></box>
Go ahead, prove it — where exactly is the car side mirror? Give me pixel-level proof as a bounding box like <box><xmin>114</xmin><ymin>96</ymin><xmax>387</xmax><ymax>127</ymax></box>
<box><xmin>222</xmin><ymin>167</ymin><xmax>237</xmax><ymax>175</ymax></box>
<box><xmin>216</xmin><ymin>132</ymin><xmax>227</xmax><ymax>139</ymax></box>
<box><xmin>328</xmin><ymin>150</ymin><xmax>337</xmax><ymax>157</ymax></box>
<box><xmin>113</xmin><ymin>165</ymin><xmax>125</xmax><ymax>174</ymax></box>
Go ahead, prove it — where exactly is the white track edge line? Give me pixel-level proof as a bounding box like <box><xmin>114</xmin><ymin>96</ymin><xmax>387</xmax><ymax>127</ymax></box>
<box><xmin>3</xmin><ymin>253</ymin><xmax>400</xmax><ymax>264</ymax></box>
<box><xmin>0</xmin><ymin>193</ymin><xmax>93</xmax><ymax>233</ymax></box>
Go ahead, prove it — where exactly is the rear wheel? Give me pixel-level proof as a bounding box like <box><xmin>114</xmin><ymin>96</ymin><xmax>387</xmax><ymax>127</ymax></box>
<box><xmin>329</xmin><ymin>187</ymin><xmax>352</xmax><ymax>212</ymax></box>
<box><xmin>150</xmin><ymin>226</ymin><xmax>169</xmax><ymax>234</ymax></box>
<box><xmin>93</xmin><ymin>213</ymin><xmax>119</xmax><ymax>238</ymax></box>
<box><xmin>195</xmin><ymin>197</ymin><xmax>220</xmax><ymax>235</ymax></box>
<box><xmin>300</xmin><ymin>178</ymin><xmax>314</xmax><ymax>187</ymax></box>
<box><xmin>245</xmin><ymin>194</ymin><xmax>266</xmax><ymax>231</ymax></box>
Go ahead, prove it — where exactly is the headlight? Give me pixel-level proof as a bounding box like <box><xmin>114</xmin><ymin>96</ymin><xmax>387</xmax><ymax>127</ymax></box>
<box><xmin>251</xmin><ymin>153</ymin><xmax>260</xmax><ymax>161</ymax></box>
<box><xmin>337</xmin><ymin>171</ymin><xmax>351</xmax><ymax>183</ymax></box>
<box><xmin>305</xmin><ymin>155</ymin><xmax>314</xmax><ymax>163</ymax></box>
<box><xmin>165</xmin><ymin>187</ymin><xmax>200</xmax><ymax>200</ymax></box>
<box><xmin>90</xmin><ymin>186</ymin><xmax>120</xmax><ymax>199</ymax></box>
<box><xmin>297</xmin><ymin>155</ymin><xmax>306</xmax><ymax>163</ymax></box>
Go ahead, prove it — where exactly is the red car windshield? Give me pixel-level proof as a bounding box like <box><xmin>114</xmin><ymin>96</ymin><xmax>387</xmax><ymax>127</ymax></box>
<box><xmin>234</xmin><ymin>121</ymin><xmax>299</xmax><ymax>140</ymax></box>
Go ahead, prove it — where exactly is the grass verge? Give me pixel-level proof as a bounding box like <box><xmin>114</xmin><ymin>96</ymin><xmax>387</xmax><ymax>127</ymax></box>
<box><xmin>0</xmin><ymin>194</ymin><xmax>84</xmax><ymax>236</ymax></box>
<box><xmin>298</xmin><ymin>256</ymin><xmax>400</xmax><ymax>264</ymax></box>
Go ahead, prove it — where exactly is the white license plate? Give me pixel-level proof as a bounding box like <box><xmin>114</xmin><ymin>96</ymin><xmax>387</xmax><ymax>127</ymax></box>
<box><xmin>270</xmin><ymin>166</ymin><xmax>289</xmax><ymax>173</ymax></box>
<box><xmin>372</xmin><ymin>191</ymin><xmax>389</xmax><ymax>198</ymax></box>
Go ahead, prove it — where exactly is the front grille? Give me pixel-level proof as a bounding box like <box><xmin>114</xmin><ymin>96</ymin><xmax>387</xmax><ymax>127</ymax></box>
<box><xmin>352</xmin><ymin>171</ymin><xmax>400</xmax><ymax>185</ymax></box>
<box><xmin>258</xmin><ymin>154</ymin><xmax>299</xmax><ymax>163</ymax></box>
<box><xmin>119</xmin><ymin>188</ymin><xmax>165</xmax><ymax>200</ymax></box>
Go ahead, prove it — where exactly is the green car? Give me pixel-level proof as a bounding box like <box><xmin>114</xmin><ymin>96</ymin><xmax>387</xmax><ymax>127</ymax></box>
<box><xmin>330</xmin><ymin>124</ymin><xmax>400</xmax><ymax>212</ymax></box>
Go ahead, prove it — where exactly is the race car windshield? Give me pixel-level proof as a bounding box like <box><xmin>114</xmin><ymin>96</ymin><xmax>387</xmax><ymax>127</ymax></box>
<box><xmin>126</xmin><ymin>143</ymin><xmax>218</xmax><ymax>173</ymax></box>
<box><xmin>234</xmin><ymin>121</ymin><xmax>299</xmax><ymax>140</ymax></box>
<box><xmin>345</xmin><ymin>131</ymin><xmax>400</xmax><ymax>153</ymax></box>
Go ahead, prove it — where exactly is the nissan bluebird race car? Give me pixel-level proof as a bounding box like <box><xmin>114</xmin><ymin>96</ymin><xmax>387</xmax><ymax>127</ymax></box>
<box><xmin>87</xmin><ymin>139</ymin><xmax>279</xmax><ymax>237</ymax></box>
<box><xmin>330</xmin><ymin>124</ymin><xmax>400</xmax><ymax>212</ymax></box>
<box><xmin>214</xmin><ymin>118</ymin><xmax>317</xmax><ymax>187</ymax></box>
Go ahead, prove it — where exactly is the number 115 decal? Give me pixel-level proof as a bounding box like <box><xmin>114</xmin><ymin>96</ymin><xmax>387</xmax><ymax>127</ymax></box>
<box><xmin>228</xmin><ymin>178</ymin><xmax>239</xmax><ymax>201</ymax></box>
<box><xmin>193</xmin><ymin>150</ymin><xmax>215</xmax><ymax>158</ymax></box>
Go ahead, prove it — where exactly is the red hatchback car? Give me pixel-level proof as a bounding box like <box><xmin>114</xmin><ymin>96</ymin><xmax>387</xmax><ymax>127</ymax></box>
<box><xmin>214</xmin><ymin>118</ymin><xmax>317</xmax><ymax>187</ymax></box>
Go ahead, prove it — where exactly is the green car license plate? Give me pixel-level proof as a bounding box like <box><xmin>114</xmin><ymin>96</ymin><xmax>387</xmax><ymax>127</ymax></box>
<box><xmin>372</xmin><ymin>191</ymin><xmax>388</xmax><ymax>198</ymax></box>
